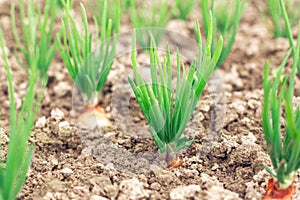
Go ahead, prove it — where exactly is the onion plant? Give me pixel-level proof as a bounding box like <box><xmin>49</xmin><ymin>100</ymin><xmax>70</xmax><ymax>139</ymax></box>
<box><xmin>90</xmin><ymin>0</ymin><xmax>121</xmax><ymax>34</ymax></box>
<box><xmin>129</xmin><ymin>0</ymin><xmax>174</xmax><ymax>49</ymax></box>
<box><xmin>279</xmin><ymin>0</ymin><xmax>300</xmax><ymax>75</ymax></box>
<box><xmin>0</xmin><ymin>29</ymin><xmax>44</xmax><ymax>200</ymax></box>
<box><xmin>175</xmin><ymin>0</ymin><xmax>198</xmax><ymax>20</ymax></box>
<box><xmin>201</xmin><ymin>0</ymin><xmax>246</xmax><ymax>68</ymax></box>
<box><xmin>11</xmin><ymin>0</ymin><xmax>57</xmax><ymax>82</ymax></box>
<box><xmin>56</xmin><ymin>0</ymin><xmax>119</xmax><ymax>105</ymax></box>
<box><xmin>255</xmin><ymin>0</ymin><xmax>300</xmax><ymax>38</ymax></box>
<box><xmin>262</xmin><ymin>22</ymin><xmax>300</xmax><ymax>197</ymax></box>
<box><xmin>128</xmin><ymin>14</ymin><xmax>223</xmax><ymax>163</ymax></box>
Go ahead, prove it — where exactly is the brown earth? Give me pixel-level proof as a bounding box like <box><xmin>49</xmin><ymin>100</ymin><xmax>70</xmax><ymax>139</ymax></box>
<box><xmin>0</xmin><ymin>0</ymin><xmax>300</xmax><ymax>200</ymax></box>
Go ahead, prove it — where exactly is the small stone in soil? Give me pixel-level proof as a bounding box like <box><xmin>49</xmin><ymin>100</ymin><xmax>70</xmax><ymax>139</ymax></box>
<box><xmin>205</xmin><ymin>186</ymin><xmax>242</xmax><ymax>200</ymax></box>
<box><xmin>58</xmin><ymin>121</ymin><xmax>70</xmax><ymax>128</ymax></box>
<box><xmin>61</xmin><ymin>167</ymin><xmax>73</xmax><ymax>175</ymax></box>
<box><xmin>200</xmin><ymin>173</ymin><xmax>223</xmax><ymax>189</ymax></box>
<box><xmin>183</xmin><ymin>169</ymin><xmax>200</xmax><ymax>178</ymax></box>
<box><xmin>90</xmin><ymin>195</ymin><xmax>109</xmax><ymax>200</ymax></box>
<box><xmin>119</xmin><ymin>178</ymin><xmax>150</xmax><ymax>200</ymax></box>
<box><xmin>51</xmin><ymin>108</ymin><xmax>65</xmax><ymax>121</ymax></box>
<box><xmin>53</xmin><ymin>81</ymin><xmax>72</xmax><ymax>97</ymax></box>
<box><xmin>169</xmin><ymin>185</ymin><xmax>201</xmax><ymax>200</ymax></box>
<box><xmin>211</xmin><ymin>163</ymin><xmax>219</xmax><ymax>171</ymax></box>
<box><xmin>150</xmin><ymin>182</ymin><xmax>161</xmax><ymax>191</ymax></box>
<box><xmin>35</xmin><ymin>116</ymin><xmax>47</xmax><ymax>128</ymax></box>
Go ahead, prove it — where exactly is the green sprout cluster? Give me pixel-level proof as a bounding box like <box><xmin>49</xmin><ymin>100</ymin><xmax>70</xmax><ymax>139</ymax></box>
<box><xmin>129</xmin><ymin>0</ymin><xmax>174</xmax><ymax>48</ymax></box>
<box><xmin>175</xmin><ymin>0</ymin><xmax>198</xmax><ymax>20</ymax></box>
<box><xmin>11</xmin><ymin>0</ymin><xmax>57</xmax><ymax>82</ymax></box>
<box><xmin>262</xmin><ymin>40</ymin><xmax>300</xmax><ymax>189</ymax></box>
<box><xmin>0</xmin><ymin>30</ymin><xmax>44</xmax><ymax>200</ymax></box>
<box><xmin>56</xmin><ymin>0</ymin><xmax>120</xmax><ymax>104</ymax></box>
<box><xmin>201</xmin><ymin>0</ymin><xmax>246</xmax><ymax>68</ymax></box>
<box><xmin>279</xmin><ymin>0</ymin><xmax>300</xmax><ymax>75</ymax></box>
<box><xmin>256</xmin><ymin>0</ymin><xmax>300</xmax><ymax>38</ymax></box>
<box><xmin>262</xmin><ymin>0</ymin><xmax>300</xmax><ymax>189</ymax></box>
<box><xmin>90</xmin><ymin>0</ymin><xmax>121</xmax><ymax>34</ymax></box>
<box><xmin>0</xmin><ymin>0</ymin><xmax>57</xmax><ymax>198</ymax></box>
<box><xmin>129</xmin><ymin>13</ymin><xmax>223</xmax><ymax>162</ymax></box>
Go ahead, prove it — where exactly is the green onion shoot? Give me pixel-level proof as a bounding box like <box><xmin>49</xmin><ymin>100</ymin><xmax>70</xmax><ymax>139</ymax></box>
<box><xmin>279</xmin><ymin>0</ymin><xmax>300</xmax><ymax>75</ymax></box>
<box><xmin>129</xmin><ymin>0</ymin><xmax>174</xmax><ymax>49</ymax></box>
<box><xmin>262</xmin><ymin>22</ymin><xmax>300</xmax><ymax>199</ymax></box>
<box><xmin>128</xmin><ymin>13</ymin><xmax>223</xmax><ymax>164</ymax></box>
<box><xmin>11</xmin><ymin>0</ymin><xmax>57</xmax><ymax>83</ymax></box>
<box><xmin>90</xmin><ymin>0</ymin><xmax>121</xmax><ymax>34</ymax></box>
<box><xmin>56</xmin><ymin>0</ymin><xmax>120</xmax><ymax>128</ymax></box>
<box><xmin>0</xmin><ymin>28</ymin><xmax>44</xmax><ymax>200</ymax></box>
<box><xmin>254</xmin><ymin>0</ymin><xmax>300</xmax><ymax>38</ymax></box>
<box><xmin>175</xmin><ymin>0</ymin><xmax>198</xmax><ymax>20</ymax></box>
<box><xmin>201</xmin><ymin>0</ymin><xmax>246</xmax><ymax>68</ymax></box>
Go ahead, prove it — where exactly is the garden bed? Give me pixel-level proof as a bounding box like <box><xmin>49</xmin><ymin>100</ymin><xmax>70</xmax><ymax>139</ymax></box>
<box><xmin>0</xmin><ymin>0</ymin><xmax>299</xmax><ymax>199</ymax></box>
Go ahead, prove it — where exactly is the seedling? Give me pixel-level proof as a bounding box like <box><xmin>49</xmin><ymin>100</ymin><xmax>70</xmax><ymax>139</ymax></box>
<box><xmin>175</xmin><ymin>0</ymin><xmax>198</xmax><ymax>20</ymax></box>
<box><xmin>11</xmin><ymin>0</ymin><xmax>57</xmax><ymax>82</ymax></box>
<box><xmin>0</xmin><ymin>29</ymin><xmax>44</xmax><ymax>200</ymax></box>
<box><xmin>262</xmin><ymin>21</ymin><xmax>300</xmax><ymax>200</ymax></box>
<box><xmin>279</xmin><ymin>0</ymin><xmax>300</xmax><ymax>75</ymax></box>
<box><xmin>56</xmin><ymin>0</ymin><xmax>119</xmax><ymax>128</ymax></box>
<box><xmin>129</xmin><ymin>14</ymin><xmax>223</xmax><ymax>164</ymax></box>
<box><xmin>90</xmin><ymin>0</ymin><xmax>121</xmax><ymax>34</ymax></box>
<box><xmin>201</xmin><ymin>0</ymin><xmax>246</xmax><ymax>68</ymax></box>
<box><xmin>254</xmin><ymin>0</ymin><xmax>300</xmax><ymax>38</ymax></box>
<box><xmin>129</xmin><ymin>0</ymin><xmax>174</xmax><ymax>49</ymax></box>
